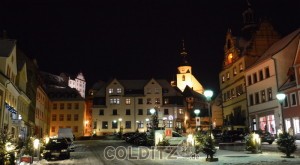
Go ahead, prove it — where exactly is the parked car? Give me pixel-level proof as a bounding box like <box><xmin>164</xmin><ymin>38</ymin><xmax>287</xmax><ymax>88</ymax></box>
<box><xmin>64</xmin><ymin>137</ymin><xmax>75</xmax><ymax>152</ymax></box>
<box><xmin>42</xmin><ymin>138</ymin><xmax>71</xmax><ymax>160</ymax></box>
<box><xmin>253</xmin><ymin>131</ymin><xmax>275</xmax><ymax>144</ymax></box>
<box><xmin>122</xmin><ymin>132</ymin><xmax>136</xmax><ymax>140</ymax></box>
<box><xmin>125</xmin><ymin>132</ymin><xmax>146</xmax><ymax>144</ymax></box>
<box><xmin>221</xmin><ymin>130</ymin><xmax>246</xmax><ymax>142</ymax></box>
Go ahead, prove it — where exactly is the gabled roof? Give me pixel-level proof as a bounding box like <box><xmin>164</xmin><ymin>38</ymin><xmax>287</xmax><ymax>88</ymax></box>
<box><xmin>0</xmin><ymin>39</ymin><xmax>16</xmax><ymax>57</ymax></box>
<box><xmin>256</xmin><ymin>28</ymin><xmax>300</xmax><ymax>63</ymax></box>
<box><xmin>182</xmin><ymin>85</ymin><xmax>206</xmax><ymax>100</ymax></box>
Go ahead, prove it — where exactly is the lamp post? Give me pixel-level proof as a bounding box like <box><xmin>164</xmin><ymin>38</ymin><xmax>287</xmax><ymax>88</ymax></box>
<box><xmin>145</xmin><ymin>118</ymin><xmax>150</xmax><ymax>132</ymax></box>
<box><xmin>276</xmin><ymin>93</ymin><xmax>286</xmax><ymax>132</ymax></box>
<box><xmin>204</xmin><ymin>90</ymin><xmax>213</xmax><ymax>136</ymax></box>
<box><xmin>194</xmin><ymin>109</ymin><xmax>200</xmax><ymax>131</ymax></box>
<box><xmin>33</xmin><ymin>138</ymin><xmax>40</xmax><ymax>160</ymax></box>
<box><xmin>118</xmin><ymin>118</ymin><xmax>123</xmax><ymax>136</ymax></box>
<box><xmin>150</xmin><ymin>108</ymin><xmax>156</xmax><ymax>130</ymax></box>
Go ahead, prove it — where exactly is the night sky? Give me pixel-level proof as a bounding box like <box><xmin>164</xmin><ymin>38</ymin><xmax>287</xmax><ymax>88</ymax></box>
<box><xmin>0</xmin><ymin>0</ymin><xmax>299</xmax><ymax>92</ymax></box>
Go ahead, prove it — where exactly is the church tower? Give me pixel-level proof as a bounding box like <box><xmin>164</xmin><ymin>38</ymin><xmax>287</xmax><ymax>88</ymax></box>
<box><xmin>175</xmin><ymin>40</ymin><xmax>204</xmax><ymax>94</ymax></box>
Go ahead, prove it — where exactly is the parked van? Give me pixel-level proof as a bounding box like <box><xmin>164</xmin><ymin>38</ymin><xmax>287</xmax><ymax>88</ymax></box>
<box><xmin>58</xmin><ymin>128</ymin><xmax>74</xmax><ymax>141</ymax></box>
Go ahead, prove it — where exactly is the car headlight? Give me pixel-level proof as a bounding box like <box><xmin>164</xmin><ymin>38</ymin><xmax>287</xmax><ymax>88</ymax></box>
<box><xmin>61</xmin><ymin>149</ymin><xmax>68</xmax><ymax>152</ymax></box>
<box><xmin>43</xmin><ymin>150</ymin><xmax>50</xmax><ymax>153</ymax></box>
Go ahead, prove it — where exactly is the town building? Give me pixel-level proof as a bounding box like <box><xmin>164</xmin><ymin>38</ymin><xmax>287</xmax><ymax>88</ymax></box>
<box><xmin>219</xmin><ymin>3</ymin><xmax>280</xmax><ymax>130</ymax></box>
<box><xmin>91</xmin><ymin>78</ymin><xmax>185</xmax><ymax>135</ymax></box>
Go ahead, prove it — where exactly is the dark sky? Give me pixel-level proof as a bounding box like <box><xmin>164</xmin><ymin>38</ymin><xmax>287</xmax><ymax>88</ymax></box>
<box><xmin>0</xmin><ymin>0</ymin><xmax>299</xmax><ymax>92</ymax></box>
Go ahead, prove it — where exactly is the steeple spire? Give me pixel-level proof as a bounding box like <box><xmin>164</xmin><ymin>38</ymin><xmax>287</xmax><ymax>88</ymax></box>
<box><xmin>180</xmin><ymin>39</ymin><xmax>189</xmax><ymax>66</ymax></box>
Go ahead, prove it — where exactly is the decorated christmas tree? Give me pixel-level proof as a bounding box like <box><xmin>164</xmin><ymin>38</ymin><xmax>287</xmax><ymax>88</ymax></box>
<box><xmin>277</xmin><ymin>132</ymin><xmax>297</xmax><ymax>158</ymax></box>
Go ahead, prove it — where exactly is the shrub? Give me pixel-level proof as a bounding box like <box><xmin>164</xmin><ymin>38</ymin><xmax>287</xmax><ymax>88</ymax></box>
<box><xmin>277</xmin><ymin>132</ymin><xmax>297</xmax><ymax>158</ymax></box>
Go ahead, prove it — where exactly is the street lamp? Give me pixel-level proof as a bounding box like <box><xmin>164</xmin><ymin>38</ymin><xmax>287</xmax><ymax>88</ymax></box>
<box><xmin>194</xmin><ymin>109</ymin><xmax>200</xmax><ymax>131</ymax></box>
<box><xmin>204</xmin><ymin>89</ymin><xmax>213</xmax><ymax>136</ymax></box>
<box><xmin>150</xmin><ymin>108</ymin><xmax>157</xmax><ymax>130</ymax></box>
<box><xmin>118</xmin><ymin>118</ymin><xmax>123</xmax><ymax>136</ymax></box>
<box><xmin>276</xmin><ymin>93</ymin><xmax>286</xmax><ymax>132</ymax></box>
<box><xmin>33</xmin><ymin>138</ymin><xmax>40</xmax><ymax>160</ymax></box>
<box><xmin>146</xmin><ymin>118</ymin><xmax>150</xmax><ymax>132</ymax></box>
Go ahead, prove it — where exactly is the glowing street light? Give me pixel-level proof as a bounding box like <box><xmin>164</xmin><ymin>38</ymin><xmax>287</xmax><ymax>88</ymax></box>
<box><xmin>204</xmin><ymin>89</ymin><xmax>213</xmax><ymax>136</ymax></box>
<box><xmin>276</xmin><ymin>93</ymin><xmax>286</xmax><ymax>132</ymax></box>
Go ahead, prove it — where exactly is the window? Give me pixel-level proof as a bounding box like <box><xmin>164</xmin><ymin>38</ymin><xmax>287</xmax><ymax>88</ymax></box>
<box><xmin>261</xmin><ymin>90</ymin><xmax>266</xmax><ymax>103</ymax></box>
<box><xmin>233</xmin><ymin>67</ymin><xmax>237</xmax><ymax>76</ymax></box>
<box><xmin>146</xmin><ymin>88</ymin><xmax>151</xmax><ymax>94</ymax></box>
<box><xmin>60</xmin><ymin>103</ymin><xmax>64</xmax><ymax>110</ymax></box>
<box><xmin>259</xmin><ymin>70</ymin><xmax>264</xmax><ymax>81</ymax></box>
<box><xmin>138</xmin><ymin>98</ymin><xmax>143</xmax><ymax>104</ymax></box>
<box><xmin>290</xmin><ymin>93</ymin><xmax>297</xmax><ymax>106</ymax></box>
<box><xmin>52</xmin><ymin>114</ymin><xmax>57</xmax><ymax>121</ymax></box>
<box><xmin>99</xmin><ymin>109</ymin><xmax>104</xmax><ymax>115</ymax></box>
<box><xmin>117</xmin><ymin>88</ymin><xmax>122</xmax><ymax>94</ymax></box>
<box><xmin>74</xmin><ymin>126</ymin><xmax>78</xmax><ymax>133</ymax></box>
<box><xmin>53</xmin><ymin>103</ymin><xmax>57</xmax><ymax>110</ymax></box>
<box><xmin>231</xmin><ymin>88</ymin><xmax>235</xmax><ymax>98</ymax></box>
<box><xmin>247</xmin><ymin>75</ymin><xmax>252</xmax><ymax>86</ymax></box>
<box><xmin>267</xmin><ymin>88</ymin><xmax>272</xmax><ymax>101</ymax></box>
<box><xmin>182</xmin><ymin>75</ymin><xmax>185</xmax><ymax>81</ymax></box>
<box><xmin>112</xmin><ymin>121</ymin><xmax>118</xmax><ymax>128</ymax></box>
<box><xmin>109</xmin><ymin>88</ymin><xmax>113</xmax><ymax>94</ymax></box>
<box><xmin>283</xmin><ymin>96</ymin><xmax>289</xmax><ymax>108</ymax></box>
<box><xmin>113</xmin><ymin>109</ymin><xmax>117</xmax><ymax>115</ymax></box>
<box><xmin>51</xmin><ymin>126</ymin><xmax>55</xmax><ymax>132</ymax></box>
<box><xmin>155</xmin><ymin>98</ymin><xmax>160</xmax><ymax>104</ymax></box>
<box><xmin>125</xmin><ymin>98</ymin><xmax>131</xmax><ymax>105</ymax></box>
<box><xmin>255</xmin><ymin>92</ymin><xmax>259</xmax><ymax>104</ymax></box>
<box><xmin>74</xmin><ymin>103</ymin><xmax>79</xmax><ymax>109</ymax></box>
<box><xmin>125</xmin><ymin>121</ymin><xmax>131</xmax><ymax>129</ymax></box>
<box><xmin>102</xmin><ymin>121</ymin><xmax>108</xmax><ymax>129</ymax></box>
<box><xmin>110</xmin><ymin>98</ymin><xmax>120</xmax><ymax>104</ymax></box>
<box><xmin>178</xmin><ymin>109</ymin><xmax>184</xmax><ymax>114</ymax></box>
<box><xmin>253</xmin><ymin>73</ymin><xmax>258</xmax><ymax>83</ymax></box>
<box><xmin>226</xmin><ymin>72</ymin><xmax>230</xmax><ymax>80</ymax></box>
<box><xmin>93</xmin><ymin>121</ymin><xmax>97</xmax><ymax>129</ymax></box>
<box><xmin>74</xmin><ymin>114</ymin><xmax>79</xmax><ymax>121</ymax></box>
<box><xmin>154</xmin><ymin>88</ymin><xmax>160</xmax><ymax>94</ymax></box>
<box><xmin>67</xmin><ymin>114</ymin><xmax>71</xmax><ymax>121</ymax></box>
<box><xmin>164</xmin><ymin>98</ymin><xmax>169</xmax><ymax>104</ymax></box>
<box><xmin>67</xmin><ymin>103</ymin><xmax>72</xmax><ymax>109</ymax></box>
<box><xmin>265</xmin><ymin>67</ymin><xmax>270</xmax><ymax>78</ymax></box>
<box><xmin>126</xmin><ymin>109</ymin><xmax>131</xmax><ymax>115</ymax></box>
<box><xmin>222</xmin><ymin>75</ymin><xmax>225</xmax><ymax>83</ymax></box>
<box><xmin>293</xmin><ymin>117</ymin><xmax>300</xmax><ymax>134</ymax></box>
<box><xmin>249</xmin><ymin>94</ymin><xmax>254</xmax><ymax>106</ymax></box>
<box><xmin>165</xmin><ymin>120</ymin><xmax>173</xmax><ymax>128</ymax></box>
<box><xmin>147</xmin><ymin>98</ymin><xmax>152</xmax><ymax>104</ymax></box>
<box><xmin>236</xmin><ymin>84</ymin><xmax>244</xmax><ymax>96</ymax></box>
<box><xmin>239</xmin><ymin>63</ymin><xmax>243</xmax><ymax>72</ymax></box>
<box><xmin>137</xmin><ymin>121</ymin><xmax>144</xmax><ymax>128</ymax></box>
<box><xmin>164</xmin><ymin>109</ymin><xmax>169</xmax><ymax>115</ymax></box>
<box><xmin>138</xmin><ymin>109</ymin><xmax>143</xmax><ymax>115</ymax></box>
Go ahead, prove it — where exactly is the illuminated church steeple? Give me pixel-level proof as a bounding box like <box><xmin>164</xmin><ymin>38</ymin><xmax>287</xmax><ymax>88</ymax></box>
<box><xmin>175</xmin><ymin>40</ymin><xmax>204</xmax><ymax>94</ymax></box>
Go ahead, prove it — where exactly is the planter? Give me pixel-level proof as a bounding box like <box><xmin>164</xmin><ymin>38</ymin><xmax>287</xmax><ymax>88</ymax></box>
<box><xmin>206</xmin><ymin>157</ymin><xmax>219</xmax><ymax>162</ymax></box>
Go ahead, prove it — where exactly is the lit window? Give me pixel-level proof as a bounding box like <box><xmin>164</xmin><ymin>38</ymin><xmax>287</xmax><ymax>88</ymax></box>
<box><xmin>117</xmin><ymin>88</ymin><xmax>122</xmax><ymax>94</ymax></box>
<box><xmin>155</xmin><ymin>98</ymin><xmax>160</xmax><ymax>104</ymax></box>
<box><xmin>125</xmin><ymin>98</ymin><xmax>131</xmax><ymax>105</ymax></box>
<box><xmin>110</xmin><ymin>98</ymin><xmax>120</xmax><ymax>104</ymax></box>
<box><xmin>226</xmin><ymin>72</ymin><xmax>230</xmax><ymax>80</ymax></box>
<box><xmin>233</xmin><ymin>67</ymin><xmax>237</xmax><ymax>76</ymax></box>
<box><xmin>239</xmin><ymin>63</ymin><xmax>243</xmax><ymax>72</ymax></box>
<box><xmin>109</xmin><ymin>88</ymin><xmax>113</xmax><ymax>94</ymax></box>
<box><xmin>222</xmin><ymin>75</ymin><xmax>225</xmax><ymax>83</ymax></box>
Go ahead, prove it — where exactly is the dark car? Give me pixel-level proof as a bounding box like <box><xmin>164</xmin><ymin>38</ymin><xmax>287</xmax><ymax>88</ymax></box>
<box><xmin>253</xmin><ymin>131</ymin><xmax>275</xmax><ymax>144</ymax></box>
<box><xmin>122</xmin><ymin>132</ymin><xmax>136</xmax><ymax>140</ymax></box>
<box><xmin>126</xmin><ymin>133</ymin><xmax>146</xmax><ymax>144</ymax></box>
<box><xmin>64</xmin><ymin>137</ymin><xmax>75</xmax><ymax>152</ymax></box>
<box><xmin>221</xmin><ymin>130</ymin><xmax>245</xmax><ymax>142</ymax></box>
<box><xmin>42</xmin><ymin>138</ymin><xmax>70</xmax><ymax>160</ymax></box>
